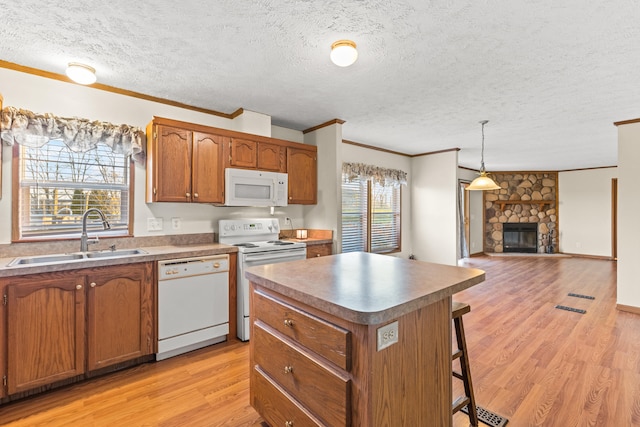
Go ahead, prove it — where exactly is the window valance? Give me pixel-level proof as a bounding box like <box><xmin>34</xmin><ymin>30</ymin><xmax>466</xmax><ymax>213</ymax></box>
<box><xmin>0</xmin><ymin>106</ymin><xmax>146</xmax><ymax>163</ymax></box>
<box><xmin>342</xmin><ymin>162</ymin><xmax>407</xmax><ymax>187</ymax></box>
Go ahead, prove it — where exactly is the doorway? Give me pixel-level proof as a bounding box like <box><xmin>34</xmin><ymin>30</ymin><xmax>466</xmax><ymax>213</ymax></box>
<box><xmin>612</xmin><ymin>178</ymin><xmax>618</xmax><ymax>260</ymax></box>
<box><xmin>458</xmin><ymin>181</ymin><xmax>471</xmax><ymax>259</ymax></box>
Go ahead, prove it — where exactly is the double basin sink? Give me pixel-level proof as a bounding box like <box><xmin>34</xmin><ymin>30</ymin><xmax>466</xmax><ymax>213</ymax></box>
<box><xmin>7</xmin><ymin>249</ymin><xmax>148</xmax><ymax>267</ymax></box>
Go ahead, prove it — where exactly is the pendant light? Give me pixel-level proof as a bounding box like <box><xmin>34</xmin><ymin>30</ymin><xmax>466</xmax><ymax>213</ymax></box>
<box><xmin>467</xmin><ymin>120</ymin><xmax>500</xmax><ymax>191</ymax></box>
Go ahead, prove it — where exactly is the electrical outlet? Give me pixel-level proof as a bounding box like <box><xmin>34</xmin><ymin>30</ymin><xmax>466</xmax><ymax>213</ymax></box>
<box><xmin>377</xmin><ymin>321</ymin><xmax>399</xmax><ymax>351</ymax></box>
<box><xmin>147</xmin><ymin>217</ymin><xmax>163</xmax><ymax>232</ymax></box>
<box><xmin>171</xmin><ymin>217</ymin><xmax>182</xmax><ymax>230</ymax></box>
<box><xmin>284</xmin><ymin>217</ymin><xmax>291</xmax><ymax>226</ymax></box>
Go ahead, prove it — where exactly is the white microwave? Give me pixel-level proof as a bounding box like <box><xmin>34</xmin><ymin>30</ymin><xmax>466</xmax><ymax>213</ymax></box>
<box><xmin>221</xmin><ymin>168</ymin><xmax>288</xmax><ymax>207</ymax></box>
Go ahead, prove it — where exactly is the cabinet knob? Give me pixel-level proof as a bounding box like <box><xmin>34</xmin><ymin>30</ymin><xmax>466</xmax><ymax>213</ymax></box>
<box><xmin>284</xmin><ymin>365</ymin><xmax>293</xmax><ymax>374</ymax></box>
<box><xmin>90</xmin><ymin>282</ymin><xmax>97</xmax><ymax>288</ymax></box>
<box><xmin>186</xmin><ymin>192</ymin><xmax>191</xmax><ymax>198</ymax></box>
<box><xmin>284</xmin><ymin>319</ymin><xmax>294</xmax><ymax>328</ymax></box>
<box><xmin>289</xmin><ymin>196</ymin><xmax>292</xmax><ymax>200</ymax></box>
<box><xmin>213</xmin><ymin>263</ymin><xmax>220</xmax><ymax>268</ymax></box>
<box><xmin>194</xmin><ymin>192</ymin><xmax>199</xmax><ymax>198</ymax></box>
<box><xmin>285</xmin><ymin>421</ymin><xmax>293</xmax><ymax>427</ymax></box>
<box><xmin>76</xmin><ymin>284</ymin><xmax>82</xmax><ymax>290</ymax></box>
<box><xmin>316</xmin><ymin>253</ymin><xmax>321</xmax><ymax>257</ymax></box>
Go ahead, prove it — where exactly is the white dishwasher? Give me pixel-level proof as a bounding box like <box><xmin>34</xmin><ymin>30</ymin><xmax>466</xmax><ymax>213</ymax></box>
<box><xmin>157</xmin><ymin>254</ymin><xmax>229</xmax><ymax>361</ymax></box>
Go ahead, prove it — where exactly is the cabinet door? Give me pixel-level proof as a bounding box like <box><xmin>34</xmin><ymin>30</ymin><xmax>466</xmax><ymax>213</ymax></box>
<box><xmin>257</xmin><ymin>142</ymin><xmax>285</xmax><ymax>172</ymax></box>
<box><xmin>229</xmin><ymin>138</ymin><xmax>257</xmax><ymax>168</ymax></box>
<box><xmin>86</xmin><ymin>263</ymin><xmax>154</xmax><ymax>371</ymax></box>
<box><xmin>6</xmin><ymin>274</ymin><xmax>85</xmax><ymax>395</ymax></box>
<box><xmin>192</xmin><ymin>132</ymin><xmax>225</xmax><ymax>203</ymax></box>
<box><xmin>152</xmin><ymin>125</ymin><xmax>193</xmax><ymax>202</ymax></box>
<box><xmin>286</xmin><ymin>147</ymin><xmax>317</xmax><ymax>204</ymax></box>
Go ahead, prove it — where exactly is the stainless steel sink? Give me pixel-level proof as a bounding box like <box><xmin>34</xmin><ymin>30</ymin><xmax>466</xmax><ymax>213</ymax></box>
<box><xmin>8</xmin><ymin>253</ymin><xmax>86</xmax><ymax>266</ymax></box>
<box><xmin>7</xmin><ymin>249</ymin><xmax>148</xmax><ymax>266</ymax></box>
<box><xmin>84</xmin><ymin>249</ymin><xmax>147</xmax><ymax>258</ymax></box>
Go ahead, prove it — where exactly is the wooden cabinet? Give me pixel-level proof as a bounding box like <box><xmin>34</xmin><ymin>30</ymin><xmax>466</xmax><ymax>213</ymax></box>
<box><xmin>257</xmin><ymin>142</ymin><xmax>285</xmax><ymax>172</ymax></box>
<box><xmin>147</xmin><ymin>116</ymin><xmax>317</xmax><ymax>205</ymax></box>
<box><xmin>0</xmin><ymin>263</ymin><xmax>154</xmax><ymax>397</ymax></box>
<box><xmin>229</xmin><ymin>139</ymin><xmax>285</xmax><ymax>172</ymax></box>
<box><xmin>251</xmin><ymin>288</ymin><xmax>352</xmax><ymax>426</ymax></box>
<box><xmin>86</xmin><ymin>263</ymin><xmax>154</xmax><ymax>371</ymax></box>
<box><xmin>287</xmin><ymin>146</ymin><xmax>317</xmax><ymax>204</ymax></box>
<box><xmin>146</xmin><ymin>122</ymin><xmax>225</xmax><ymax>203</ymax></box>
<box><xmin>5</xmin><ymin>272</ymin><xmax>85</xmax><ymax>395</ymax></box>
<box><xmin>306</xmin><ymin>243</ymin><xmax>332</xmax><ymax>259</ymax></box>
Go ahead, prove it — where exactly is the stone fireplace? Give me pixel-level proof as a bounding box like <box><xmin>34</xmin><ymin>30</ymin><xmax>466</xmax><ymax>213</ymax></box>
<box><xmin>484</xmin><ymin>172</ymin><xmax>557</xmax><ymax>253</ymax></box>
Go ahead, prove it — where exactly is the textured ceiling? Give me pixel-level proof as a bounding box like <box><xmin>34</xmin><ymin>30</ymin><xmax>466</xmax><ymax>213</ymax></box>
<box><xmin>1</xmin><ymin>0</ymin><xmax>638</xmax><ymax>170</ymax></box>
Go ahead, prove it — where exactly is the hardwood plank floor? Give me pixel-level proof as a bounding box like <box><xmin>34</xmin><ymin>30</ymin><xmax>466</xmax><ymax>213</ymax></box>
<box><xmin>0</xmin><ymin>256</ymin><xmax>638</xmax><ymax>426</ymax></box>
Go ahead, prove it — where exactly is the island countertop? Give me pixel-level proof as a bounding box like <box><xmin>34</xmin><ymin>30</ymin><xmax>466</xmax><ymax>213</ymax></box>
<box><xmin>245</xmin><ymin>251</ymin><xmax>485</xmax><ymax>325</ymax></box>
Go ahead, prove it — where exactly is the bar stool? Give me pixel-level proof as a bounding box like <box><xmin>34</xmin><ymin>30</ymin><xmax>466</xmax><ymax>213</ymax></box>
<box><xmin>452</xmin><ymin>301</ymin><xmax>479</xmax><ymax>426</ymax></box>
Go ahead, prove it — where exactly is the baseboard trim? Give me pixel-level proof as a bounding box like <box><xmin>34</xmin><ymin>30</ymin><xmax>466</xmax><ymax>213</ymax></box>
<box><xmin>560</xmin><ymin>252</ymin><xmax>614</xmax><ymax>261</ymax></box>
<box><xmin>617</xmin><ymin>304</ymin><xmax>640</xmax><ymax>315</ymax></box>
<box><xmin>469</xmin><ymin>252</ymin><xmax>485</xmax><ymax>258</ymax></box>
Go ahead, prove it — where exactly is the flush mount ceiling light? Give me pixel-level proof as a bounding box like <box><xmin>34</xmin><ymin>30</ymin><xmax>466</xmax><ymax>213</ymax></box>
<box><xmin>467</xmin><ymin>120</ymin><xmax>501</xmax><ymax>191</ymax></box>
<box><xmin>330</xmin><ymin>40</ymin><xmax>358</xmax><ymax>67</ymax></box>
<box><xmin>65</xmin><ymin>62</ymin><xmax>97</xmax><ymax>85</ymax></box>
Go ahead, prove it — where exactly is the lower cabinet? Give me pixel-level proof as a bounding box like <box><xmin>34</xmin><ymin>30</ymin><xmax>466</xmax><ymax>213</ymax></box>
<box><xmin>306</xmin><ymin>243</ymin><xmax>332</xmax><ymax>258</ymax></box>
<box><xmin>0</xmin><ymin>262</ymin><xmax>154</xmax><ymax>397</ymax></box>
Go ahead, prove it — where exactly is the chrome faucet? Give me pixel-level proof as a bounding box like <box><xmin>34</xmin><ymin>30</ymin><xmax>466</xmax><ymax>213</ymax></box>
<box><xmin>80</xmin><ymin>208</ymin><xmax>111</xmax><ymax>252</ymax></box>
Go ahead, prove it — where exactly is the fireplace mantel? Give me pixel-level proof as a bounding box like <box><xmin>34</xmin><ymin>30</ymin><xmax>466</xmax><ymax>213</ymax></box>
<box><xmin>496</xmin><ymin>200</ymin><xmax>556</xmax><ymax>211</ymax></box>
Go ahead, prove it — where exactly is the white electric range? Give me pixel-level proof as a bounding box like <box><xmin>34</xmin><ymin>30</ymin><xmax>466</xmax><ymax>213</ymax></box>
<box><xmin>219</xmin><ymin>218</ymin><xmax>307</xmax><ymax>341</ymax></box>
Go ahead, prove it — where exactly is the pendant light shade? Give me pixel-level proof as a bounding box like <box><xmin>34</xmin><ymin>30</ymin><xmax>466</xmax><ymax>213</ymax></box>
<box><xmin>330</xmin><ymin>40</ymin><xmax>358</xmax><ymax>67</ymax></box>
<box><xmin>467</xmin><ymin>120</ymin><xmax>500</xmax><ymax>191</ymax></box>
<box><xmin>66</xmin><ymin>62</ymin><xmax>97</xmax><ymax>85</ymax></box>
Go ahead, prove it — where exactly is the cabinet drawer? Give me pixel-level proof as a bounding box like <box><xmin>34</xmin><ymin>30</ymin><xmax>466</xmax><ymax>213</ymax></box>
<box><xmin>252</xmin><ymin>366</ymin><xmax>325</xmax><ymax>427</ymax></box>
<box><xmin>253</xmin><ymin>290</ymin><xmax>351</xmax><ymax>370</ymax></box>
<box><xmin>254</xmin><ymin>323</ymin><xmax>350</xmax><ymax>426</ymax></box>
<box><xmin>306</xmin><ymin>244</ymin><xmax>332</xmax><ymax>258</ymax></box>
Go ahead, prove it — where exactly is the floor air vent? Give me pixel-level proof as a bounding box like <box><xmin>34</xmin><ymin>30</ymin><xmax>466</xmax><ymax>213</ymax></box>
<box><xmin>461</xmin><ymin>405</ymin><xmax>509</xmax><ymax>426</ymax></box>
<box><xmin>555</xmin><ymin>305</ymin><xmax>586</xmax><ymax>314</ymax></box>
<box><xmin>568</xmin><ymin>292</ymin><xmax>595</xmax><ymax>300</ymax></box>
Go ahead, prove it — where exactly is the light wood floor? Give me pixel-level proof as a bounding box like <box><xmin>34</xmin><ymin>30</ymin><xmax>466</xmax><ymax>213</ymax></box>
<box><xmin>1</xmin><ymin>256</ymin><xmax>639</xmax><ymax>426</ymax></box>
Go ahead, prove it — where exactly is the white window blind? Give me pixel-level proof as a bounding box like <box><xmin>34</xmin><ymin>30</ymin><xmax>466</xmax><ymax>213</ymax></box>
<box><xmin>341</xmin><ymin>176</ymin><xmax>401</xmax><ymax>254</ymax></box>
<box><xmin>17</xmin><ymin>139</ymin><xmax>131</xmax><ymax>239</ymax></box>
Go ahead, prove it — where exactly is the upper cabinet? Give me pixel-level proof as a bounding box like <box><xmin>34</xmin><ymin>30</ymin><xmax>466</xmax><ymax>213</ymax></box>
<box><xmin>146</xmin><ymin>117</ymin><xmax>316</xmax><ymax>204</ymax></box>
<box><xmin>287</xmin><ymin>146</ymin><xmax>317</xmax><ymax>204</ymax></box>
<box><xmin>146</xmin><ymin>120</ymin><xmax>225</xmax><ymax>203</ymax></box>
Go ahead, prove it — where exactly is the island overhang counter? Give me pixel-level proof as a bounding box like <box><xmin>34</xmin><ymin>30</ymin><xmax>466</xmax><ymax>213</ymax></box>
<box><xmin>246</xmin><ymin>252</ymin><xmax>485</xmax><ymax>427</ymax></box>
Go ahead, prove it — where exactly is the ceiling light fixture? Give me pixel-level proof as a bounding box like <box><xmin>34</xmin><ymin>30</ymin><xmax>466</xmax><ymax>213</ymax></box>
<box><xmin>330</xmin><ymin>40</ymin><xmax>358</xmax><ymax>67</ymax></box>
<box><xmin>467</xmin><ymin>120</ymin><xmax>501</xmax><ymax>191</ymax></box>
<box><xmin>65</xmin><ymin>62</ymin><xmax>97</xmax><ymax>85</ymax></box>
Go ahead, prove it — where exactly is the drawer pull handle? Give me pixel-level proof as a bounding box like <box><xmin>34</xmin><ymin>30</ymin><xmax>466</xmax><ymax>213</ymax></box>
<box><xmin>285</xmin><ymin>422</ymin><xmax>293</xmax><ymax>427</ymax></box>
<box><xmin>284</xmin><ymin>319</ymin><xmax>294</xmax><ymax>327</ymax></box>
<box><xmin>90</xmin><ymin>282</ymin><xmax>97</xmax><ymax>288</ymax></box>
<box><xmin>76</xmin><ymin>284</ymin><xmax>83</xmax><ymax>290</ymax></box>
<box><xmin>284</xmin><ymin>365</ymin><xmax>293</xmax><ymax>374</ymax></box>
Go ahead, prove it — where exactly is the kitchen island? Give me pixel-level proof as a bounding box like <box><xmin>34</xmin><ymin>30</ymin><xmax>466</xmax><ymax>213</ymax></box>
<box><xmin>246</xmin><ymin>252</ymin><xmax>485</xmax><ymax>427</ymax></box>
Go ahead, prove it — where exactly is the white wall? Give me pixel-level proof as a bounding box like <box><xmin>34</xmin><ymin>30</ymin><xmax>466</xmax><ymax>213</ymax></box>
<box><xmin>0</xmin><ymin>67</ymin><xmax>307</xmax><ymax>244</ymax></box>
<box><xmin>302</xmin><ymin>124</ymin><xmax>342</xmax><ymax>249</ymax></box>
<box><xmin>617</xmin><ymin>122</ymin><xmax>640</xmax><ymax>308</ymax></box>
<box><xmin>558</xmin><ymin>168</ymin><xmax>617</xmax><ymax>257</ymax></box>
<box><xmin>341</xmin><ymin>144</ymin><xmax>412</xmax><ymax>259</ymax></box>
<box><xmin>411</xmin><ymin>151</ymin><xmax>459</xmax><ymax>265</ymax></box>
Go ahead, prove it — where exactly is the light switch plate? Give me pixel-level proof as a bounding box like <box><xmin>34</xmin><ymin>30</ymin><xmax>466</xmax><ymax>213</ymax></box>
<box><xmin>377</xmin><ymin>321</ymin><xmax>399</xmax><ymax>351</ymax></box>
<box><xmin>147</xmin><ymin>217</ymin><xmax>163</xmax><ymax>231</ymax></box>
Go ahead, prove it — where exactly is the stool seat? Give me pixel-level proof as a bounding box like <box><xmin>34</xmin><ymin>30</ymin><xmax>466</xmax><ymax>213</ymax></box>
<box><xmin>452</xmin><ymin>302</ymin><xmax>478</xmax><ymax>426</ymax></box>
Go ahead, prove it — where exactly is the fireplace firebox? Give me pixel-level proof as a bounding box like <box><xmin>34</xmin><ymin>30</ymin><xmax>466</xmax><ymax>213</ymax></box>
<box><xmin>503</xmin><ymin>223</ymin><xmax>538</xmax><ymax>253</ymax></box>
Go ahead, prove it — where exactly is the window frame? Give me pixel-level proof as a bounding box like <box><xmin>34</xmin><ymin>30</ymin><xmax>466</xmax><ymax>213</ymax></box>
<box><xmin>341</xmin><ymin>176</ymin><xmax>402</xmax><ymax>254</ymax></box>
<box><xmin>11</xmin><ymin>143</ymin><xmax>135</xmax><ymax>243</ymax></box>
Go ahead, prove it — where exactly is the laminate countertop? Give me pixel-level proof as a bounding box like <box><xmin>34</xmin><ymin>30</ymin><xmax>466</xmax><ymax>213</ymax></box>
<box><xmin>245</xmin><ymin>251</ymin><xmax>485</xmax><ymax>325</ymax></box>
<box><xmin>0</xmin><ymin>244</ymin><xmax>238</xmax><ymax>278</ymax></box>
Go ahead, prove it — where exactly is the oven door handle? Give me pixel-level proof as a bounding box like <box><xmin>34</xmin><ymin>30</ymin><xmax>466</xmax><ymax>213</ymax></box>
<box><xmin>243</xmin><ymin>252</ymin><xmax>305</xmax><ymax>263</ymax></box>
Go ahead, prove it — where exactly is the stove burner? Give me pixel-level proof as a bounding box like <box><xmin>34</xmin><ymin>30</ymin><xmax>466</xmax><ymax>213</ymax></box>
<box><xmin>234</xmin><ymin>243</ymin><xmax>258</xmax><ymax>248</ymax></box>
<box><xmin>267</xmin><ymin>240</ymin><xmax>295</xmax><ymax>246</ymax></box>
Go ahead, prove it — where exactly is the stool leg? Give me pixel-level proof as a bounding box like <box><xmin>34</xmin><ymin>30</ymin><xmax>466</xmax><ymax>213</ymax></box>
<box><xmin>454</xmin><ymin>316</ymin><xmax>478</xmax><ymax>426</ymax></box>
